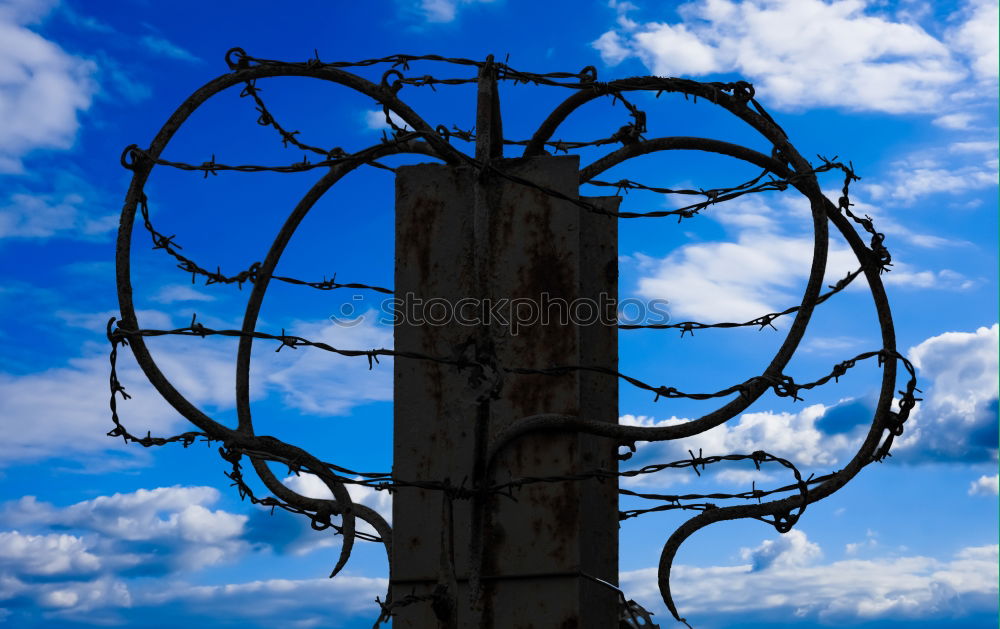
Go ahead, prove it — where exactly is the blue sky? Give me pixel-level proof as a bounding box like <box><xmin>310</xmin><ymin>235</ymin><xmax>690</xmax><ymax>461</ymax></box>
<box><xmin>0</xmin><ymin>0</ymin><xmax>997</xmax><ymax>627</ymax></box>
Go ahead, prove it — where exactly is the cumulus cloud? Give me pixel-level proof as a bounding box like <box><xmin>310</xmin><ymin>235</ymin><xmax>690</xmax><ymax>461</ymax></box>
<box><xmin>265</xmin><ymin>313</ymin><xmax>393</xmax><ymax>415</ymax></box>
<box><xmin>33</xmin><ymin>576</ymin><xmax>131</xmax><ymax>616</ymax></box>
<box><xmin>881</xmin><ymin>265</ymin><xmax>976</xmax><ymax>291</ymax></box>
<box><xmin>0</xmin><ymin>484</ymin><xmax>393</xmax><ymax>627</ymax></box>
<box><xmin>620</xmin><ymin>536</ymin><xmax>999</xmax><ymax>624</ymax></box>
<box><xmin>0</xmin><ymin>306</ymin><xmax>393</xmax><ymax>466</ymax></box>
<box><xmin>2</xmin><ymin>486</ymin><xmax>248</xmax><ymax>573</ymax></box>
<box><xmin>0</xmin><ymin>531</ymin><xmax>101</xmax><ymax>576</ymax></box>
<box><xmin>713</xmin><ymin>467</ymin><xmax>774</xmax><ymax>486</ymax></box>
<box><xmin>0</xmin><ymin>353</ymin><xmax>180</xmax><ymax>464</ymax></box>
<box><xmin>946</xmin><ymin>0</ymin><xmax>1000</xmax><ymax>83</ymax></box>
<box><xmin>0</xmin><ymin>189</ymin><xmax>116</xmax><ymax>239</ymax></box>
<box><xmin>622</xmin><ymin>323</ymin><xmax>999</xmax><ymax>473</ymax></box>
<box><xmin>893</xmin><ymin>324</ymin><xmax>999</xmax><ymax>463</ymax></box>
<box><xmin>0</xmin><ymin>167</ymin><xmax>119</xmax><ymax>243</ymax></box>
<box><xmin>740</xmin><ymin>528</ymin><xmax>822</xmax><ymax>571</ymax></box>
<box><xmin>969</xmin><ymin>474</ymin><xmax>999</xmax><ymax>496</ymax></box>
<box><xmin>242</xmin><ymin>470</ymin><xmax>391</xmax><ymax>559</ymax></box>
<box><xmin>634</xmin><ymin>229</ymin><xmax>857</xmax><ymax>323</ymax></box>
<box><xmin>628</xmin><ymin>160</ymin><xmax>987</xmax><ymax>326</ymax></box>
<box><xmin>933</xmin><ymin>112</ymin><xmax>976</xmax><ymax>130</ymax></box>
<box><xmin>620</xmin><ymin>400</ymin><xmax>865</xmax><ymax>477</ymax></box>
<box><xmin>0</xmin><ymin>484</ymin><xmax>387</xmax><ymax>626</ymax></box>
<box><xmin>0</xmin><ymin>0</ymin><xmax>96</xmax><ymax>172</ymax></box>
<box><xmin>3</xmin><ymin>561</ymin><xmax>387</xmax><ymax>627</ymax></box>
<box><xmin>281</xmin><ymin>472</ymin><xmax>393</xmax><ymax>543</ymax></box>
<box><xmin>131</xmin><ymin>575</ymin><xmax>386</xmax><ymax>627</ymax></box>
<box><xmin>873</xmin><ymin>157</ymin><xmax>999</xmax><ymax>204</ymax></box>
<box><xmin>593</xmin><ymin>31</ymin><xmax>631</xmax><ymax>65</ymax></box>
<box><xmin>0</xmin><ymin>485</ymin><xmax>258</xmax><ymax>623</ymax></box>
<box><xmin>594</xmin><ymin>0</ymin><xmax>995</xmax><ymax>115</ymax></box>
<box><xmin>284</xmin><ymin>473</ymin><xmax>391</xmax><ymax>522</ymax></box>
<box><xmin>0</xmin><ymin>326</ymin><xmax>241</xmax><ymax>465</ymax></box>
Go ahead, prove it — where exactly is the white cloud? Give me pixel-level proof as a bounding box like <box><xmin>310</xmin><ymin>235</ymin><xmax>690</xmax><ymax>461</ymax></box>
<box><xmin>0</xmin><ymin>304</ymin><xmax>393</xmax><ymax>466</ymax></box>
<box><xmin>883</xmin><ymin>164</ymin><xmax>999</xmax><ymax>203</ymax></box>
<box><xmin>0</xmin><ymin>0</ymin><xmax>58</xmax><ymax>25</ymax></box>
<box><xmin>949</xmin><ymin>140</ymin><xmax>1000</xmax><ymax>155</ymax></box>
<box><xmin>946</xmin><ymin>0</ymin><xmax>1000</xmax><ymax>82</ymax></box>
<box><xmin>620</xmin><ymin>537</ymin><xmax>999</xmax><ymax>624</ymax></box>
<box><xmin>740</xmin><ymin>529</ymin><xmax>822</xmax><ymax>571</ymax></box>
<box><xmin>55</xmin><ymin>307</ymin><xmax>173</xmax><ymax>332</ymax></box>
<box><xmin>858</xmin><ymin>141</ymin><xmax>998</xmax><ymax>207</ymax></box>
<box><xmin>933</xmin><ymin>112</ymin><xmax>975</xmax><ymax>129</ymax></box>
<box><xmin>3</xmin><ymin>486</ymin><xmax>249</xmax><ymax>574</ymax></box>
<box><xmin>632</xmin><ymin>22</ymin><xmax>721</xmax><ymax>75</ymax></box>
<box><xmin>283</xmin><ymin>472</ymin><xmax>392</xmax><ymax>540</ymax></box>
<box><xmin>135</xmin><ymin>574</ymin><xmax>386</xmax><ymax>622</ymax></box>
<box><xmin>245</xmin><ymin>473</ymin><xmax>391</xmax><ymax>559</ymax></box>
<box><xmin>845</xmin><ymin>528</ymin><xmax>878</xmax><ymax>556</ymax></box>
<box><xmin>150</xmin><ymin>284</ymin><xmax>217</xmax><ymax>304</ymax></box>
<box><xmin>92</xmin><ymin>50</ymin><xmax>151</xmax><ymax>104</ymax></box>
<box><xmin>417</xmin><ymin>0</ymin><xmax>495</xmax><ymax>22</ymax></box>
<box><xmin>623</xmin><ymin>323</ymin><xmax>999</xmax><ymax>474</ymax></box>
<box><xmin>594</xmin><ymin>0</ymin><xmax>988</xmax><ymax>114</ymax></box>
<box><xmin>714</xmin><ymin>467</ymin><xmax>775</xmax><ymax>486</ymax></box>
<box><xmin>624</xmin><ymin>322</ymin><xmax>999</xmax><ymax>470</ymax></box>
<box><xmin>0</xmin><ymin>531</ymin><xmax>101</xmax><ymax>576</ymax></box>
<box><xmin>628</xmin><ymin>163</ymin><xmax>987</xmax><ymax>327</ymax></box>
<box><xmin>841</xmin><ymin>189</ymin><xmax>973</xmax><ymax>249</ymax></box>
<box><xmin>0</xmin><ymin>352</ymin><xmax>183</xmax><ymax>464</ymax></box>
<box><xmin>363</xmin><ymin>108</ymin><xmax>410</xmax><ymax>131</ymax></box>
<box><xmin>593</xmin><ymin>31</ymin><xmax>631</xmax><ymax>65</ymax></box>
<box><xmin>58</xmin><ymin>2</ymin><xmax>113</xmax><ymax>34</ymax></box>
<box><xmin>622</xmin><ymin>401</ymin><xmax>863</xmax><ymax>473</ymax></box>
<box><xmin>634</xmin><ymin>230</ymin><xmax>857</xmax><ymax>322</ymax></box>
<box><xmin>0</xmin><ymin>2</ymin><xmax>96</xmax><ymax>172</ymax></box>
<box><xmin>36</xmin><ymin>576</ymin><xmax>131</xmax><ymax>613</ymax></box>
<box><xmin>139</xmin><ymin>35</ymin><xmax>199</xmax><ymax>63</ymax></box>
<box><xmin>881</xmin><ymin>265</ymin><xmax>975</xmax><ymax>291</ymax></box>
<box><xmin>801</xmin><ymin>335</ymin><xmax>862</xmax><ymax>354</ymax></box>
<box><xmin>0</xmin><ymin>485</ymin><xmax>267</xmax><ymax>621</ymax></box>
<box><xmin>0</xmin><ymin>483</ymin><xmax>386</xmax><ymax>625</ymax></box>
<box><xmin>266</xmin><ymin>313</ymin><xmax>393</xmax><ymax>415</ymax></box>
<box><xmin>968</xmin><ymin>474</ymin><xmax>999</xmax><ymax>496</ymax></box>
<box><xmin>0</xmin><ymin>190</ymin><xmax>116</xmax><ymax>239</ymax></box>
<box><xmin>0</xmin><ymin>325</ymin><xmax>245</xmax><ymax>465</ymax></box>
<box><xmin>893</xmin><ymin>324</ymin><xmax>999</xmax><ymax>462</ymax></box>
<box><xmin>706</xmin><ymin>193</ymin><xmax>784</xmax><ymax>232</ymax></box>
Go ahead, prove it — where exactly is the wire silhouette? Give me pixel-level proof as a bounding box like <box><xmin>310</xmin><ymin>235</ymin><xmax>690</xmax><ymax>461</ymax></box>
<box><xmin>108</xmin><ymin>50</ymin><xmax>918</xmax><ymax>627</ymax></box>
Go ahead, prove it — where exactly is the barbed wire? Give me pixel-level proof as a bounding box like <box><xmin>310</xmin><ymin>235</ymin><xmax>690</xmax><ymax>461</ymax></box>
<box><xmin>130</xmin><ymin>161</ymin><xmax>862</xmax><ymax>334</ymax></box>
<box><xmin>108</xmin><ymin>314</ymin><xmax>910</xmax><ymax>405</ymax></box>
<box><xmin>132</xmin><ymin>189</ymin><xmax>392</xmax><ymax>293</ymax></box>
<box><xmin>110</xmin><ymin>50</ymin><xmax>915</xmax><ymax>627</ymax></box>
<box><xmin>620</xmin><ymin>268</ymin><xmax>864</xmax><ymax>334</ymax></box>
<box><xmin>107</xmin><ymin>317</ymin><xmax>907</xmax><ymax>513</ymax></box>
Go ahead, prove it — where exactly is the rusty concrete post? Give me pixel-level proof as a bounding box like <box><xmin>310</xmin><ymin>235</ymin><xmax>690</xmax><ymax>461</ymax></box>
<box><xmin>392</xmin><ymin>61</ymin><xmax>619</xmax><ymax>627</ymax></box>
